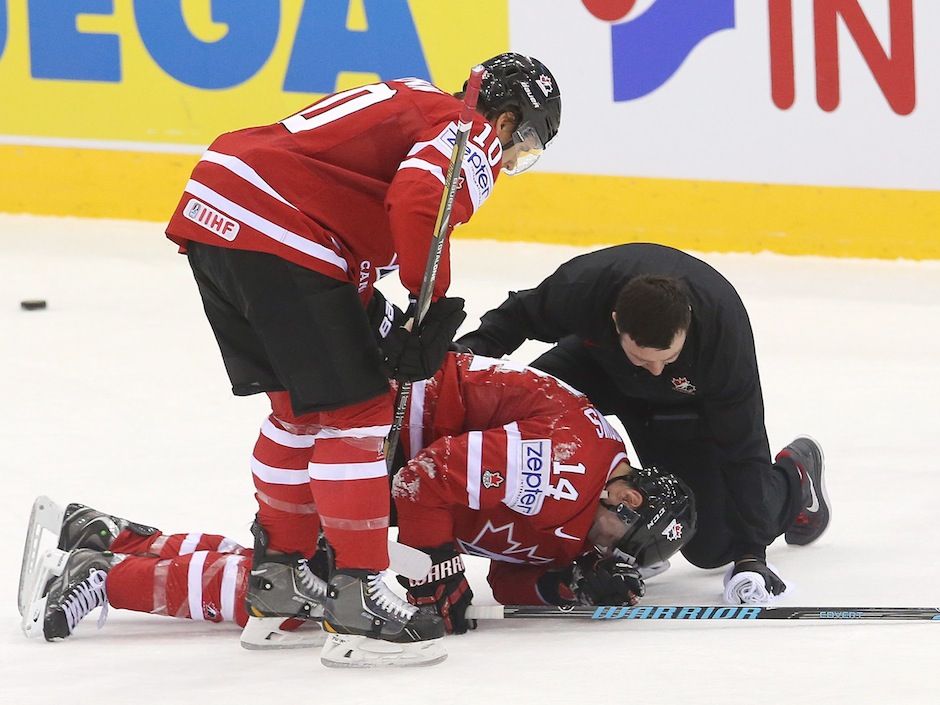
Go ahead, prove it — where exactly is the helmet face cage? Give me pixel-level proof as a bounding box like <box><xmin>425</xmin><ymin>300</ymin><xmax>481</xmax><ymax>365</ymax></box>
<box><xmin>476</xmin><ymin>52</ymin><xmax>561</xmax><ymax>172</ymax></box>
<box><xmin>604</xmin><ymin>467</ymin><xmax>697</xmax><ymax>567</ymax></box>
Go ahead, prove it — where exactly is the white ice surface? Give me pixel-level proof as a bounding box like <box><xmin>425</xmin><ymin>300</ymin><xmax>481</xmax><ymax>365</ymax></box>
<box><xmin>2</xmin><ymin>215</ymin><xmax>939</xmax><ymax>704</ymax></box>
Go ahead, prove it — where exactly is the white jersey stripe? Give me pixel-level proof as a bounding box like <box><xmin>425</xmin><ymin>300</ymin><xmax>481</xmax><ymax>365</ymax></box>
<box><xmin>185</xmin><ymin>179</ymin><xmax>349</xmax><ymax>273</ymax></box>
<box><xmin>217</xmin><ymin>536</ymin><xmax>243</xmax><ymax>554</ymax></box>
<box><xmin>179</xmin><ymin>532</ymin><xmax>202</xmax><ymax>556</ymax></box>
<box><xmin>251</xmin><ymin>457</ymin><xmax>310</xmax><ymax>486</ymax></box>
<box><xmin>261</xmin><ymin>418</ymin><xmax>315</xmax><ymax>448</ymax></box>
<box><xmin>201</xmin><ymin>151</ymin><xmax>298</xmax><ymax>209</ymax></box>
<box><xmin>408</xmin><ymin>380</ymin><xmax>427</xmax><ymax>459</ymax></box>
<box><xmin>311</xmin><ymin>424</ymin><xmax>391</xmax><ymax>440</ymax></box>
<box><xmin>398</xmin><ymin>157</ymin><xmax>445</xmax><ymax>185</ymax></box>
<box><xmin>187</xmin><ymin>551</ymin><xmax>209</xmax><ymax>621</ymax></box>
<box><xmin>309</xmin><ymin>459</ymin><xmax>388</xmax><ymax>481</ymax></box>
<box><xmin>608</xmin><ymin>452</ymin><xmax>629</xmax><ymax>479</ymax></box>
<box><xmin>220</xmin><ymin>555</ymin><xmax>243</xmax><ymax>622</ymax></box>
<box><xmin>467</xmin><ymin>430</ymin><xmax>483</xmax><ymax>510</ymax></box>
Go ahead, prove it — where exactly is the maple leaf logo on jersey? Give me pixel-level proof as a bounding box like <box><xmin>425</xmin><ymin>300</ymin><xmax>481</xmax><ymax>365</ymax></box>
<box><xmin>536</xmin><ymin>73</ymin><xmax>554</xmax><ymax>96</ymax></box>
<box><xmin>662</xmin><ymin>519</ymin><xmax>683</xmax><ymax>542</ymax></box>
<box><xmin>671</xmin><ymin>377</ymin><xmax>697</xmax><ymax>395</ymax></box>
<box><xmin>482</xmin><ymin>470</ymin><xmax>504</xmax><ymax>489</ymax></box>
<box><xmin>456</xmin><ymin>521</ymin><xmax>553</xmax><ymax>564</ymax></box>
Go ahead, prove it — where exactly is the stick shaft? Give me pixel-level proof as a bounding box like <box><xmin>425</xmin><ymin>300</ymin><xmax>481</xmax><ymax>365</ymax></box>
<box><xmin>466</xmin><ymin>604</ymin><xmax>940</xmax><ymax>622</ymax></box>
<box><xmin>386</xmin><ymin>65</ymin><xmax>484</xmax><ymax>470</ymax></box>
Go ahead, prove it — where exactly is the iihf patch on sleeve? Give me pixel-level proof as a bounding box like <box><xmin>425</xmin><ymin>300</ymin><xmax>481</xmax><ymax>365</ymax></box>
<box><xmin>183</xmin><ymin>198</ymin><xmax>240</xmax><ymax>241</ymax></box>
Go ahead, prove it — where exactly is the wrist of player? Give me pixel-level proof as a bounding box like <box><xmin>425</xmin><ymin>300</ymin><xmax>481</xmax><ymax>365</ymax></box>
<box><xmin>724</xmin><ymin>557</ymin><xmax>787</xmax><ymax>604</ymax></box>
<box><xmin>380</xmin><ymin>297</ymin><xmax>466</xmax><ymax>382</ymax></box>
<box><xmin>396</xmin><ymin>544</ymin><xmax>476</xmax><ymax>635</ymax></box>
<box><xmin>537</xmin><ymin>552</ymin><xmax>645</xmax><ymax>607</ymax></box>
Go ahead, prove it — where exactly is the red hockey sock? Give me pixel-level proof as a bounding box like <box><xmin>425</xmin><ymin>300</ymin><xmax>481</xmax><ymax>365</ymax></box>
<box><xmin>108</xmin><ymin>551</ymin><xmax>250</xmax><ymax>627</ymax></box>
<box><xmin>251</xmin><ymin>411</ymin><xmax>321</xmax><ymax>556</ymax></box>
<box><xmin>111</xmin><ymin>530</ymin><xmax>248</xmax><ymax>558</ymax></box>
<box><xmin>307</xmin><ymin>394</ymin><xmax>393</xmax><ymax>570</ymax></box>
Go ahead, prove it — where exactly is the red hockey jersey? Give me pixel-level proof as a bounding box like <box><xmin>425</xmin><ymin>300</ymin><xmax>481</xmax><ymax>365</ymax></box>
<box><xmin>394</xmin><ymin>354</ymin><xmax>630</xmax><ymax>604</ymax></box>
<box><xmin>165</xmin><ymin>78</ymin><xmax>502</xmax><ymax>298</ymax></box>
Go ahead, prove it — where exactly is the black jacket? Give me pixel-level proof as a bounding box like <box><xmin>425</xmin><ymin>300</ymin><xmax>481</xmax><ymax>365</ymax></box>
<box><xmin>458</xmin><ymin>243</ymin><xmax>777</xmax><ymax>556</ymax></box>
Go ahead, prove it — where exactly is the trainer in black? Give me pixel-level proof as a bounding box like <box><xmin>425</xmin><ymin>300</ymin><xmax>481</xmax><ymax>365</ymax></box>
<box><xmin>320</xmin><ymin>569</ymin><xmax>446</xmax><ymax>668</ymax></box>
<box><xmin>57</xmin><ymin>503</ymin><xmax>157</xmax><ymax>553</ymax></box>
<box><xmin>776</xmin><ymin>436</ymin><xmax>830</xmax><ymax>545</ymax></box>
<box><xmin>43</xmin><ymin>548</ymin><xmax>114</xmax><ymax>641</ymax></box>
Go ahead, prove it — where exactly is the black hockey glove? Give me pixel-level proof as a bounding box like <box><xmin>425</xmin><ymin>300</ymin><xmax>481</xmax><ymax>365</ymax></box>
<box><xmin>537</xmin><ymin>552</ymin><xmax>645</xmax><ymax>607</ymax></box>
<box><xmin>396</xmin><ymin>545</ymin><xmax>476</xmax><ymax>635</ymax></box>
<box><xmin>365</xmin><ymin>289</ymin><xmax>406</xmax><ymax>347</ymax></box>
<box><xmin>724</xmin><ymin>557</ymin><xmax>787</xmax><ymax>604</ymax></box>
<box><xmin>381</xmin><ymin>297</ymin><xmax>466</xmax><ymax>383</ymax></box>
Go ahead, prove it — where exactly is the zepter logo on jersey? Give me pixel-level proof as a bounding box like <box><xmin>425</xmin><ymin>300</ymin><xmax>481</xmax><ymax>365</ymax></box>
<box><xmin>503</xmin><ymin>439</ymin><xmax>552</xmax><ymax>516</ymax></box>
<box><xmin>435</xmin><ymin>122</ymin><xmax>500</xmax><ymax>211</ymax></box>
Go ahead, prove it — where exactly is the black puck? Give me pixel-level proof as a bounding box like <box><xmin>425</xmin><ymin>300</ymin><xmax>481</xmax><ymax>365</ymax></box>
<box><xmin>20</xmin><ymin>300</ymin><xmax>47</xmax><ymax>311</ymax></box>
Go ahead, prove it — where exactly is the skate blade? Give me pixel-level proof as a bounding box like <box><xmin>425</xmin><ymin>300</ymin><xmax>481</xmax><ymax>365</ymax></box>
<box><xmin>21</xmin><ymin>548</ymin><xmax>69</xmax><ymax>638</ymax></box>
<box><xmin>240</xmin><ymin>616</ymin><xmax>326</xmax><ymax>650</ymax></box>
<box><xmin>320</xmin><ymin>633</ymin><xmax>446</xmax><ymax>668</ymax></box>
<box><xmin>18</xmin><ymin>496</ymin><xmax>64</xmax><ymax>617</ymax></box>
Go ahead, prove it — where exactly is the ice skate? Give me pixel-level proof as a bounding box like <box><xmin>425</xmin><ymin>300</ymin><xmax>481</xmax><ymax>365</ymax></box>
<box><xmin>240</xmin><ymin>615</ymin><xmax>326</xmax><ymax>650</ymax></box>
<box><xmin>320</xmin><ymin>569</ymin><xmax>446</xmax><ymax>668</ymax></box>
<box><xmin>56</xmin><ymin>501</ymin><xmax>157</xmax><ymax>553</ymax></box>
<box><xmin>41</xmin><ymin>548</ymin><xmax>115</xmax><ymax>641</ymax></box>
<box><xmin>244</xmin><ymin>521</ymin><xmax>327</xmax><ymax>620</ymax></box>
<box><xmin>777</xmin><ymin>436</ymin><xmax>830</xmax><ymax>545</ymax></box>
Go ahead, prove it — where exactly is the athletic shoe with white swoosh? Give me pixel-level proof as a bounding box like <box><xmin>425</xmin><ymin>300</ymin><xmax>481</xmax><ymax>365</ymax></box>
<box><xmin>777</xmin><ymin>436</ymin><xmax>830</xmax><ymax>546</ymax></box>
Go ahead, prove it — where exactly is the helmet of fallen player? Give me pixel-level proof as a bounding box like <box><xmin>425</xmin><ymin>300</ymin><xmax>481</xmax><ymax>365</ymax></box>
<box><xmin>473</xmin><ymin>52</ymin><xmax>561</xmax><ymax>175</ymax></box>
<box><xmin>590</xmin><ymin>466</ymin><xmax>697</xmax><ymax>567</ymax></box>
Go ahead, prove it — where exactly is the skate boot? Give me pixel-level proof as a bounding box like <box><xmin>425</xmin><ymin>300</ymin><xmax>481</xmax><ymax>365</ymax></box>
<box><xmin>320</xmin><ymin>569</ymin><xmax>446</xmax><ymax>668</ymax></box>
<box><xmin>245</xmin><ymin>521</ymin><xmax>327</xmax><ymax>620</ymax></box>
<box><xmin>43</xmin><ymin>548</ymin><xmax>114</xmax><ymax>641</ymax></box>
<box><xmin>777</xmin><ymin>436</ymin><xmax>830</xmax><ymax>546</ymax></box>
<box><xmin>57</xmin><ymin>502</ymin><xmax>157</xmax><ymax>553</ymax></box>
<box><xmin>241</xmin><ymin>521</ymin><xmax>328</xmax><ymax>649</ymax></box>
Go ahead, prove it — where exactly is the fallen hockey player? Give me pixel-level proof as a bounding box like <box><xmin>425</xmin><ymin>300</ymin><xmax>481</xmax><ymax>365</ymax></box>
<box><xmin>20</xmin><ymin>353</ymin><xmax>696</xmax><ymax>654</ymax></box>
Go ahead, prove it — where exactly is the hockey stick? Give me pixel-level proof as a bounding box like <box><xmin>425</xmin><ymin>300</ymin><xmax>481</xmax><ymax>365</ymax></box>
<box><xmin>466</xmin><ymin>604</ymin><xmax>940</xmax><ymax>622</ymax></box>
<box><xmin>385</xmin><ymin>64</ymin><xmax>484</xmax><ymax>471</ymax></box>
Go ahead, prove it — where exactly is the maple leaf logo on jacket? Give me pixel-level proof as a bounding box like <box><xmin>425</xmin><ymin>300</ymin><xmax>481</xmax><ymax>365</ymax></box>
<box><xmin>482</xmin><ymin>470</ymin><xmax>504</xmax><ymax>489</ymax></box>
<box><xmin>671</xmin><ymin>377</ymin><xmax>697</xmax><ymax>395</ymax></box>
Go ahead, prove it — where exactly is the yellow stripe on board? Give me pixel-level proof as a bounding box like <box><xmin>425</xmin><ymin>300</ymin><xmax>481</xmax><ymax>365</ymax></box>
<box><xmin>1</xmin><ymin>145</ymin><xmax>937</xmax><ymax>260</ymax></box>
<box><xmin>0</xmin><ymin>145</ymin><xmax>199</xmax><ymax>223</ymax></box>
<box><xmin>461</xmin><ymin>172</ymin><xmax>940</xmax><ymax>260</ymax></box>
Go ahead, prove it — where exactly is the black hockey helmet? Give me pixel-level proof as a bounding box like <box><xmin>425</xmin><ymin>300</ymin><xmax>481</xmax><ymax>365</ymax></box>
<box><xmin>472</xmin><ymin>52</ymin><xmax>562</xmax><ymax>174</ymax></box>
<box><xmin>595</xmin><ymin>467</ymin><xmax>697</xmax><ymax>567</ymax></box>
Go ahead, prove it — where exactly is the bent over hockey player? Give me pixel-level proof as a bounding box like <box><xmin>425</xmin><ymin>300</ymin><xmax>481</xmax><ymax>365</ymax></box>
<box><xmin>161</xmin><ymin>53</ymin><xmax>562</xmax><ymax>666</ymax></box>
<box><xmin>26</xmin><ymin>354</ymin><xmax>694</xmax><ymax>648</ymax></box>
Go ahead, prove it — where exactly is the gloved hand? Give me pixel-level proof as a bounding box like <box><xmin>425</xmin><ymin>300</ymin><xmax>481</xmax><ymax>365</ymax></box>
<box><xmin>397</xmin><ymin>545</ymin><xmax>476</xmax><ymax>634</ymax></box>
<box><xmin>537</xmin><ymin>552</ymin><xmax>645</xmax><ymax>606</ymax></box>
<box><xmin>365</xmin><ymin>289</ymin><xmax>406</xmax><ymax>347</ymax></box>
<box><xmin>723</xmin><ymin>557</ymin><xmax>787</xmax><ymax>604</ymax></box>
<box><xmin>381</xmin><ymin>297</ymin><xmax>466</xmax><ymax>382</ymax></box>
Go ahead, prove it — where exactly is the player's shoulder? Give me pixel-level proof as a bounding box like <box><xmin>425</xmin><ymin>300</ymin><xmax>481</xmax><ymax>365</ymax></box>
<box><xmin>387</xmin><ymin>77</ymin><xmax>461</xmax><ymax>111</ymax></box>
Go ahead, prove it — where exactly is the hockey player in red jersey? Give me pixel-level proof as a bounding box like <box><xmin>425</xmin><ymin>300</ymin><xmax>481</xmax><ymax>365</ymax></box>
<box><xmin>391</xmin><ymin>355</ymin><xmax>696</xmax><ymax>633</ymax></box>
<box><xmin>29</xmin><ymin>354</ymin><xmax>695</xmax><ymax>646</ymax></box>
<box><xmin>162</xmin><ymin>53</ymin><xmax>561</xmax><ymax>666</ymax></box>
